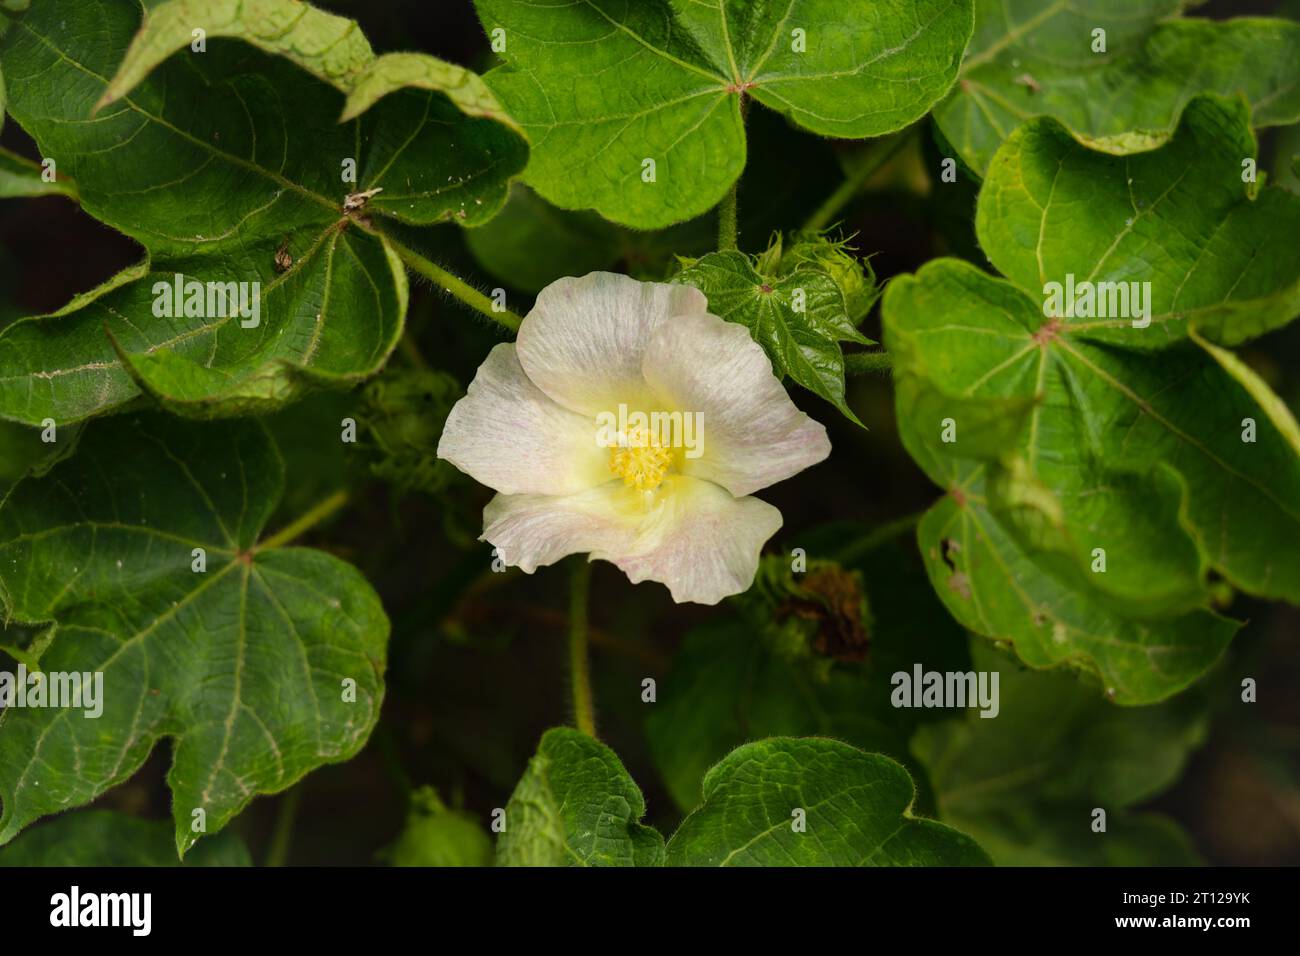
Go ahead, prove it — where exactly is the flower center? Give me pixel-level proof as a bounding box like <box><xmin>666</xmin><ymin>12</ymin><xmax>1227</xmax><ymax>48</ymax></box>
<box><xmin>608</xmin><ymin>427</ymin><xmax>672</xmax><ymax>491</ymax></box>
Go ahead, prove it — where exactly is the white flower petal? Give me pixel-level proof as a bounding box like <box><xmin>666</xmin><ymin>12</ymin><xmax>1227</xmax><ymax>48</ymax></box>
<box><xmin>437</xmin><ymin>343</ymin><xmax>609</xmax><ymax>496</ymax></box>
<box><xmin>642</xmin><ymin>312</ymin><xmax>831</xmax><ymax>496</ymax></box>
<box><xmin>482</xmin><ymin>476</ymin><xmax>780</xmax><ymax>604</ymax></box>
<box><xmin>516</xmin><ymin>272</ymin><xmax>709</xmax><ymax>417</ymax></box>
<box><xmin>481</xmin><ymin>482</ymin><xmax>637</xmax><ymax>573</ymax></box>
<box><xmin>614</xmin><ymin>476</ymin><xmax>782</xmax><ymax>605</ymax></box>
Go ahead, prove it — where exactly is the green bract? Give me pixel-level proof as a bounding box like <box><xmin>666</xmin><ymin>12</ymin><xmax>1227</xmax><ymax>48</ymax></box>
<box><xmin>936</xmin><ymin>0</ymin><xmax>1300</xmax><ymax>176</ymax></box>
<box><xmin>0</xmin><ymin>0</ymin><xmax>526</xmax><ymax>425</ymax></box>
<box><xmin>474</xmin><ymin>0</ymin><xmax>976</xmax><ymax>227</ymax></box>
<box><xmin>884</xmin><ymin>96</ymin><xmax>1300</xmax><ymax>704</ymax></box>
<box><xmin>0</xmin><ymin>414</ymin><xmax>388</xmax><ymax>855</ymax></box>
<box><xmin>674</xmin><ymin>239</ymin><xmax>879</xmax><ymax>423</ymax></box>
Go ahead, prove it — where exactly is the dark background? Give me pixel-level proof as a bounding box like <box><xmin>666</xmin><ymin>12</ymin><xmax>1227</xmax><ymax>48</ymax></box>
<box><xmin>1</xmin><ymin>0</ymin><xmax>1297</xmax><ymax>866</ymax></box>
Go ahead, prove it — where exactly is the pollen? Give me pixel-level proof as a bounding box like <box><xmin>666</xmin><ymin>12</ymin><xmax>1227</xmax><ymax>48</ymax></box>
<box><xmin>609</xmin><ymin>428</ymin><xmax>672</xmax><ymax>491</ymax></box>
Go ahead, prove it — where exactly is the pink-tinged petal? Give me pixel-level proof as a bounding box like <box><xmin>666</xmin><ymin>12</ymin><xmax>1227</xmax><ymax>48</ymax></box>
<box><xmin>481</xmin><ymin>476</ymin><xmax>779</xmax><ymax>604</ymax></box>
<box><xmin>516</xmin><ymin>272</ymin><xmax>709</xmax><ymax>417</ymax></box>
<box><xmin>642</xmin><ymin>312</ymin><xmax>831</xmax><ymax>496</ymax></box>
<box><xmin>437</xmin><ymin>343</ymin><xmax>609</xmax><ymax>496</ymax></box>
<box><xmin>481</xmin><ymin>482</ymin><xmax>638</xmax><ymax>572</ymax></box>
<box><xmin>614</xmin><ymin>476</ymin><xmax>782</xmax><ymax>605</ymax></box>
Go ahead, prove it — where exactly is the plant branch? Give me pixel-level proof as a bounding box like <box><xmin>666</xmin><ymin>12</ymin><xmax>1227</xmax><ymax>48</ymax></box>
<box><xmin>383</xmin><ymin>233</ymin><xmax>522</xmax><ymax>332</ymax></box>
<box><xmin>717</xmin><ymin>180</ymin><xmax>739</xmax><ymax>252</ymax></box>
<box><xmin>845</xmin><ymin>351</ymin><xmax>893</xmax><ymax>376</ymax></box>
<box><xmin>716</xmin><ymin>95</ymin><xmax>750</xmax><ymax>252</ymax></box>
<box><xmin>259</xmin><ymin>490</ymin><xmax>348</xmax><ymax>551</ymax></box>
<box><xmin>804</xmin><ymin>128</ymin><xmax>915</xmax><ymax>233</ymax></box>
<box><xmin>568</xmin><ymin>559</ymin><xmax>596</xmax><ymax>737</ymax></box>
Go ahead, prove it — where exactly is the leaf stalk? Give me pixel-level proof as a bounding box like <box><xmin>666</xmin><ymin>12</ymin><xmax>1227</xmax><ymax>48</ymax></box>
<box><xmin>259</xmin><ymin>490</ymin><xmax>349</xmax><ymax>551</ymax></box>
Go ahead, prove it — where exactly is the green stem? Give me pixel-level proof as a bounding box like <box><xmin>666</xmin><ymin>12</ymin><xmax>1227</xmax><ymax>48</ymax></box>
<box><xmin>803</xmin><ymin>128</ymin><xmax>914</xmax><ymax>233</ymax></box>
<box><xmin>845</xmin><ymin>351</ymin><xmax>893</xmax><ymax>376</ymax></box>
<box><xmin>265</xmin><ymin>786</ymin><xmax>302</xmax><ymax>867</ymax></box>
<box><xmin>717</xmin><ymin>180</ymin><xmax>739</xmax><ymax>252</ymax></box>
<box><xmin>259</xmin><ymin>490</ymin><xmax>348</xmax><ymax>551</ymax></box>
<box><xmin>384</xmin><ymin>234</ymin><xmax>522</xmax><ymax>332</ymax></box>
<box><xmin>568</xmin><ymin>559</ymin><xmax>596</xmax><ymax>737</ymax></box>
<box><xmin>716</xmin><ymin>95</ymin><xmax>749</xmax><ymax>252</ymax></box>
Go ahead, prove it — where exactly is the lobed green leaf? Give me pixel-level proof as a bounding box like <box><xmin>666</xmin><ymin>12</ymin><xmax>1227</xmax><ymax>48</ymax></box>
<box><xmin>497</xmin><ymin>727</ymin><xmax>664</xmax><ymax>866</ymax></box>
<box><xmin>474</xmin><ymin>0</ymin><xmax>975</xmax><ymax>227</ymax></box>
<box><xmin>0</xmin><ymin>413</ymin><xmax>388</xmax><ymax>855</ymax></box>
<box><xmin>884</xmin><ymin>98</ymin><xmax>1300</xmax><ymax>703</ymax></box>
<box><xmin>664</xmin><ymin>737</ymin><xmax>990</xmax><ymax>866</ymax></box>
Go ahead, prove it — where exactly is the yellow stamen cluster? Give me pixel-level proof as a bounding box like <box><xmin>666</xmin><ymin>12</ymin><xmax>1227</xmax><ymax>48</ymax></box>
<box><xmin>609</xmin><ymin>428</ymin><xmax>672</xmax><ymax>491</ymax></box>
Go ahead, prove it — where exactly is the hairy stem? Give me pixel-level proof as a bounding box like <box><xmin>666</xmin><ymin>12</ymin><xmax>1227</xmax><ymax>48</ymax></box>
<box><xmin>259</xmin><ymin>490</ymin><xmax>348</xmax><ymax>551</ymax></box>
<box><xmin>803</xmin><ymin>128</ymin><xmax>915</xmax><ymax>233</ymax></box>
<box><xmin>845</xmin><ymin>351</ymin><xmax>893</xmax><ymax>375</ymax></box>
<box><xmin>717</xmin><ymin>180</ymin><xmax>739</xmax><ymax>252</ymax></box>
<box><xmin>384</xmin><ymin>234</ymin><xmax>522</xmax><ymax>332</ymax></box>
<box><xmin>568</xmin><ymin>559</ymin><xmax>596</xmax><ymax>737</ymax></box>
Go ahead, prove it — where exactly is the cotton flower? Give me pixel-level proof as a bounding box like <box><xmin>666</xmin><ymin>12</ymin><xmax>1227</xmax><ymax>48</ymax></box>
<box><xmin>437</xmin><ymin>272</ymin><xmax>831</xmax><ymax>604</ymax></box>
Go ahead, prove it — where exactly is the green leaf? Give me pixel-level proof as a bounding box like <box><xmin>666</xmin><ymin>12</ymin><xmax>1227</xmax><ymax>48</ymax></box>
<box><xmin>664</xmin><ymin>737</ymin><xmax>990</xmax><ymax>866</ymax></box>
<box><xmin>380</xmin><ymin>786</ymin><xmax>494</xmax><ymax>867</ymax></box>
<box><xmin>339</xmin><ymin>51</ymin><xmax>523</xmax><ymax>132</ymax></box>
<box><xmin>1192</xmin><ymin>330</ymin><xmax>1300</xmax><ymax>459</ymax></box>
<box><xmin>0</xmin><ymin>0</ymin><xmax>526</xmax><ymax>425</ymax></box>
<box><xmin>674</xmin><ymin>246</ymin><xmax>874</xmax><ymax>423</ymax></box>
<box><xmin>888</xmin><ymin>260</ymin><xmax>1246</xmax><ymax>702</ymax></box>
<box><xmin>0</xmin><ymin>413</ymin><xmax>388</xmax><ymax>855</ymax></box>
<box><xmin>646</xmin><ymin>544</ymin><xmax>971</xmax><ymax>812</ymax></box>
<box><xmin>474</xmin><ymin>0</ymin><xmax>975</xmax><ymax>227</ymax></box>
<box><xmin>464</xmin><ymin>109</ymin><xmax>845</xmax><ymax>294</ymax></box>
<box><xmin>0</xmin><ymin>420</ymin><xmax>54</xmax><ymax>496</ymax></box>
<box><xmin>884</xmin><ymin>100</ymin><xmax>1300</xmax><ymax>703</ymax></box>
<box><xmin>98</xmin><ymin>0</ymin><xmax>376</xmax><ymax>106</ymax></box>
<box><xmin>498</xmin><ymin>727</ymin><xmax>664</xmax><ymax>866</ymax></box>
<box><xmin>914</xmin><ymin>643</ymin><xmax>1206</xmax><ymax>865</ymax></box>
<box><xmin>101</xmin><ymin>2</ymin><xmax>527</xmax><ymax>221</ymax></box>
<box><xmin>0</xmin><ymin>810</ymin><xmax>251</xmax><ymax>866</ymax></box>
<box><xmin>0</xmin><ymin>145</ymin><xmax>77</xmax><ymax>200</ymax></box>
<box><xmin>977</xmin><ymin>95</ymin><xmax>1300</xmax><ymax>347</ymax></box>
<box><xmin>937</xmin><ymin>1</ymin><xmax>1300</xmax><ymax>176</ymax></box>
